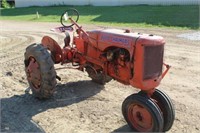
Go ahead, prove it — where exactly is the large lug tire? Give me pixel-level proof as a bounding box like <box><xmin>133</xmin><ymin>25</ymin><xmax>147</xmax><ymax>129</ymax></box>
<box><xmin>86</xmin><ymin>67</ymin><xmax>112</xmax><ymax>85</ymax></box>
<box><xmin>122</xmin><ymin>93</ymin><xmax>164</xmax><ymax>132</ymax></box>
<box><xmin>151</xmin><ymin>89</ymin><xmax>175</xmax><ymax>131</ymax></box>
<box><xmin>24</xmin><ymin>43</ymin><xmax>57</xmax><ymax>99</ymax></box>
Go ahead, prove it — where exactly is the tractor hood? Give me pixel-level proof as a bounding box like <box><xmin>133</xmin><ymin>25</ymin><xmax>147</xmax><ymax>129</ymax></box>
<box><xmin>87</xmin><ymin>29</ymin><xmax>164</xmax><ymax>52</ymax></box>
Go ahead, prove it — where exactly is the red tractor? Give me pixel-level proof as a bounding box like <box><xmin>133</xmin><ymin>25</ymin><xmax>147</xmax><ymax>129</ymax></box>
<box><xmin>24</xmin><ymin>9</ymin><xmax>175</xmax><ymax>132</ymax></box>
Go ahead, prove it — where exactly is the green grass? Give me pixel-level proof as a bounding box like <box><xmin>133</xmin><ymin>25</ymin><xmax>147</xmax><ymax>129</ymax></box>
<box><xmin>0</xmin><ymin>5</ymin><xmax>199</xmax><ymax>29</ymax></box>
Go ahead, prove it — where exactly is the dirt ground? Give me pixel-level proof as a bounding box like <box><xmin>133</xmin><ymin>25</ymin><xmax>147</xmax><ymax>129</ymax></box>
<box><xmin>0</xmin><ymin>20</ymin><xmax>200</xmax><ymax>133</ymax></box>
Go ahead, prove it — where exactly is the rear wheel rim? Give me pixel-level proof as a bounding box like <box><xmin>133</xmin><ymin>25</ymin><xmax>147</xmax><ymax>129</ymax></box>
<box><xmin>128</xmin><ymin>103</ymin><xmax>153</xmax><ymax>132</ymax></box>
<box><xmin>26</xmin><ymin>57</ymin><xmax>41</xmax><ymax>91</ymax></box>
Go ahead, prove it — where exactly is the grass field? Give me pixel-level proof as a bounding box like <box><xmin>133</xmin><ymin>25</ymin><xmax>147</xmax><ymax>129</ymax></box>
<box><xmin>0</xmin><ymin>5</ymin><xmax>199</xmax><ymax>29</ymax></box>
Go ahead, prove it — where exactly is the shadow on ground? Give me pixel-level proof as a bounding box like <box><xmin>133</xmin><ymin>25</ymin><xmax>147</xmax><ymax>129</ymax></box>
<box><xmin>1</xmin><ymin>80</ymin><xmax>104</xmax><ymax>132</ymax></box>
<box><xmin>112</xmin><ymin>124</ymin><xmax>133</xmax><ymax>133</ymax></box>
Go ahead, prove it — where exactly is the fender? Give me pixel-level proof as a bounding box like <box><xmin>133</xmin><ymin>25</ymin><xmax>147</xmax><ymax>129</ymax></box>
<box><xmin>41</xmin><ymin>36</ymin><xmax>63</xmax><ymax>63</ymax></box>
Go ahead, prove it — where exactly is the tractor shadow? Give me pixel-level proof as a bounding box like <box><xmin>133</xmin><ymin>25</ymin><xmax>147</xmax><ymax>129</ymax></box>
<box><xmin>112</xmin><ymin>125</ymin><xmax>167</xmax><ymax>133</ymax></box>
<box><xmin>1</xmin><ymin>80</ymin><xmax>104</xmax><ymax>133</ymax></box>
<box><xmin>112</xmin><ymin>124</ymin><xmax>133</xmax><ymax>133</ymax></box>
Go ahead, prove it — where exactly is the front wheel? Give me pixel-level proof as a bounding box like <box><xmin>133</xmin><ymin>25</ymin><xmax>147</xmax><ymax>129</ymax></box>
<box><xmin>139</xmin><ymin>89</ymin><xmax>175</xmax><ymax>132</ymax></box>
<box><xmin>151</xmin><ymin>89</ymin><xmax>175</xmax><ymax>131</ymax></box>
<box><xmin>24</xmin><ymin>43</ymin><xmax>57</xmax><ymax>99</ymax></box>
<box><xmin>122</xmin><ymin>93</ymin><xmax>164</xmax><ymax>132</ymax></box>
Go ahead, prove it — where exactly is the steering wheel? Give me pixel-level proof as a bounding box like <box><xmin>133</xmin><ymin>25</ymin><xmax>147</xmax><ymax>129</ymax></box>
<box><xmin>60</xmin><ymin>8</ymin><xmax>79</xmax><ymax>27</ymax></box>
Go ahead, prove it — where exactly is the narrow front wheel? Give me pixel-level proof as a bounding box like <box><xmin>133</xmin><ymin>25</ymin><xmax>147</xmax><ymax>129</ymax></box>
<box><xmin>122</xmin><ymin>94</ymin><xmax>164</xmax><ymax>132</ymax></box>
<box><xmin>151</xmin><ymin>89</ymin><xmax>175</xmax><ymax>131</ymax></box>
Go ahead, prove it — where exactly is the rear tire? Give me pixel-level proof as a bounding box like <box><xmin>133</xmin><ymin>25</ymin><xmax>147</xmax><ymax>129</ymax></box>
<box><xmin>91</xmin><ymin>72</ymin><xmax>112</xmax><ymax>85</ymax></box>
<box><xmin>86</xmin><ymin>67</ymin><xmax>112</xmax><ymax>85</ymax></box>
<box><xmin>24</xmin><ymin>43</ymin><xmax>57</xmax><ymax>99</ymax></box>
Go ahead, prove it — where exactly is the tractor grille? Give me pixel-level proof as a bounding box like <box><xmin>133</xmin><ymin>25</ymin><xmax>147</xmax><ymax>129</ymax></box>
<box><xmin>143</xmin><ymin>45</ymin><xmax>164</xmax><ymax>80</ymax></box>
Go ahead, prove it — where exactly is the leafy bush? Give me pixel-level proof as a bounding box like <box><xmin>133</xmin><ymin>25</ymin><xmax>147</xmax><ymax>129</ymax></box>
<box><xmin>2</xmin><ymin>0</ymin><xmax>11</xmax><ymax>8</ymax></box>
